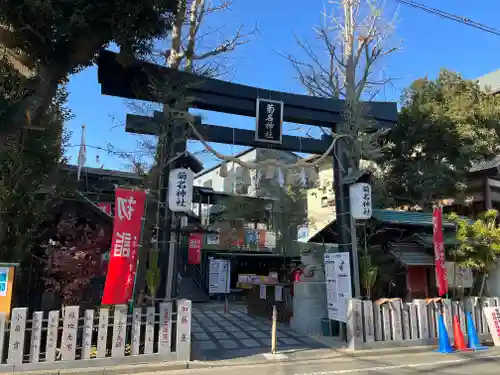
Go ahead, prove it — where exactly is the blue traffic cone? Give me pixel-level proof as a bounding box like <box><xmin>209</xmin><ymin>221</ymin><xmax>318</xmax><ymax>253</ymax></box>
<box><xmin>466</xmin><ymin>311</ymin><xmax>488</xmax><ymax>351</ymax></box>
<box><xmin>435</xmin><ymin>314</ymin><xmax>454</xmax><ymax>353</ymax></box>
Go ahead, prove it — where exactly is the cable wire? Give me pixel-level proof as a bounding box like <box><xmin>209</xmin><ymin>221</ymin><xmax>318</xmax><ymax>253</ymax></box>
<box><xmin>397</xmin><ymin>0</ymin><xmax>500</xmax><ymax>37</ymax></box>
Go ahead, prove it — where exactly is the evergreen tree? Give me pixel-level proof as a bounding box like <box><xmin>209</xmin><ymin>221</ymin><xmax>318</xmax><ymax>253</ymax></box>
<box><xmin>382</xmin><ymin>70</ymin><xmax>500</xmax><ymax>209</ymax></box>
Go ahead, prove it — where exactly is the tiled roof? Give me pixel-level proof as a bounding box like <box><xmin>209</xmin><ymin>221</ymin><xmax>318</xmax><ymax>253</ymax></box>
<box><xmin>406</xmin><ymin>233</ymin><xmax>459</xmax><ymax>247</ymax></box>
<box><xmin>387</xmin><ymin>242</ymin><xmax>434</xmax><ymax>266</ymax></box>
<box><xmin>371</xmin><ymin>209</ymin><xmax>456</xmax><ymax>228</ymax></box>
<box><xmin>469</xmin><ymin>155</ymin><xmax>500</xmax><ymax>173</ymax></box>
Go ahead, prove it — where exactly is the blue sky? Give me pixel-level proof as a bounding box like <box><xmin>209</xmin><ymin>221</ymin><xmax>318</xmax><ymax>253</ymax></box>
<box><xmin>65</xmin><ymin>0</ymin><xmax>500</xmax><ymax>172</ymax></box>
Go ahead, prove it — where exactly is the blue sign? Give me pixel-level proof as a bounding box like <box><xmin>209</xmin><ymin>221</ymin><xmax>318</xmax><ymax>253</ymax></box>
<box><xmin>245</xmin><ymin>229</ymin><xmax>258</xmax><ymax>245</ymax></box>
<box><xmin>0</xmin><ymin>267</ymin><xmax>8</xmax><ymax>296</ymax></box>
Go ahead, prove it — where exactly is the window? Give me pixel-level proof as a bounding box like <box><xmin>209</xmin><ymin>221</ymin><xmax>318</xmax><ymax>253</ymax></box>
<box><xmin>203</xmin><ymin>179</ymin><xmax>212</xmax><ymax>188</ymax></box>
<box><xmin>321</xmin><ymin>196</ymin><xmax>328</xmax><ymax>207</ymax></box>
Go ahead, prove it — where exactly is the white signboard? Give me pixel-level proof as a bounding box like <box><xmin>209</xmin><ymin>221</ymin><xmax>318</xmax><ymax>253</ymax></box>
<box><xmin>444</xmin><ymin>262</ymin><xmax>473</xmax><ymax>288</ymax></box>
<box><xmin>208</xmin><ymin>258</ymin><xmax>230</xmax><ymax>294</ymax></box>
<box><xmin>297</xmin><ymin>225</ymin><xmax>309</xmax><ymax>243</ymax></box>
<box><xmin>206</xmin><ymin>234</ymin><xmax>220</xmax><ymax>245</ymax></box>
<box><xmin>168</xmin><ymin>168</ymin><xmax>194</xmax><ymax>212</ymax></box>
<box><xmin>483</xmin><ymin>306</ymin><xmax>500</xmax><ymax>346</ymax></box>
<box><xmin>265</xmin><ymin>232</ymin><xmax>276</xmax><ymax>248</ymax></box>
<box><xmin>324</xmin><ymin>252</ymin><xmax>352</xmax><ymax>322</ymax></box>
<box><xmin>349</xmin><ymin>183</ymin><xmax>372</xmax><ymax>220</ymax></box>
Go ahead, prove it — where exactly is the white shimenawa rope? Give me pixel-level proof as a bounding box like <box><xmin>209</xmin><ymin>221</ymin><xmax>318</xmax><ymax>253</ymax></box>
<box><xmin>178</xmin><ymin>110</ymin><xmax>349</xmax><ymax>173</ymax></box>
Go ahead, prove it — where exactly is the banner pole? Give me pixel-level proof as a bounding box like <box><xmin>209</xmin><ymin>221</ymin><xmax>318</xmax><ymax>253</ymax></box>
<box><xmin>129</xmin><ymin>189</ymin><xmax>150</xmax><ymax>313</ymax></box>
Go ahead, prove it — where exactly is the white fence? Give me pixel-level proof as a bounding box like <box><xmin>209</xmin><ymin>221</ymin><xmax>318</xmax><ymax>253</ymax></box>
<box><xmin>0</xmin><ymin>299</ymin><xmax>192</xmax><ymax>373</ymax></box>
<box><xmin>346</xmin><ymin>296</ymin><xmax>498</xmax><ymax>350</ymax></box>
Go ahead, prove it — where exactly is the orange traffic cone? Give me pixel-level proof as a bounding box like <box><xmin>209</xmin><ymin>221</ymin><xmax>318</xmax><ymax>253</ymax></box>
<box><xmin>453</xmin><ymin>316</ymin><xmax>469</xmax><ymax>351</ymax></box>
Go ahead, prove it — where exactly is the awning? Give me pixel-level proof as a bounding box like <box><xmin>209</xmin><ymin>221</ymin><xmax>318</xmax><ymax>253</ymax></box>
<box><xmin>387</xmin><ymin>242</ymin><xmax>435</xmax><ymax>266</ymax></box>
<box><xmin>405</xmin><ymin>233</ymin><xmax>459</xmax><ymax>247</ymax></box>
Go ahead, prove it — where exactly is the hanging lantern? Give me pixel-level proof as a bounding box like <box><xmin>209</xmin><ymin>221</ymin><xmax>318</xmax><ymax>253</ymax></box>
<box><xmin>349</xmin><ymin>182</ymin><xmax>372</xmax><ymax>219</ymax></box>
<box><xmin>300</xmin><ymin>168</ymin><xmax>308</xmax><ymax>187</ymax></box>
<box><xmin>219</xmin><ymin>161</ymin><xmax>228</xmax><ymax>178</ymax></box>
<box><xmin>265</xmin><ymin>165</ymin><xmax>275</xmax><ymax>179</ymax></box>
<box><xmin>255</xmin><ymin>169</ymin><xmax>262</xmax><ymax>187</ymax></box>
<box><xmin>242</xmin><ymin>167</ymin><xmax>252</xmax><ymax>185</ymax></box>
<box><xmin>229</xmin><ymin>165</ymin><xmax>237</xmax><ymax>193</ymax></box>
<box><xmin>277</xmin><ymin>168</ymin><xmax>285</xmax><ymax>187</ymax></box>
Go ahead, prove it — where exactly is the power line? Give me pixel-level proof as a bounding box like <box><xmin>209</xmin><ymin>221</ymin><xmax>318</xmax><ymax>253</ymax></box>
<box><xmin>397</xmin><ymin>0</ymin><xmax>500</xmax><ymax>37</ymax></box>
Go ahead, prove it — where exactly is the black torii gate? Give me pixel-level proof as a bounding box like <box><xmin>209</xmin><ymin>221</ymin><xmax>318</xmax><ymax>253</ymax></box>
<box><xmin>96</xmin><ymin>49</ymin><xmax>398</xmax><ymax>299</ymax></box>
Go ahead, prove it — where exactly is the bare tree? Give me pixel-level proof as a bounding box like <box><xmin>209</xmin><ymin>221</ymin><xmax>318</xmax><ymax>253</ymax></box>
<box><xmin>285</xmin><ymin>0</ymin><xmax>399</xmax><ymax>167</ymax></box>
<box><xmin>167</xmin><ymin>0</ymin><xmax>257</xmax><ymax>76</ymax></box>
<box><xmin>112</xmin><ymin>0</ymin><xmax>257</xmax><ymax>173</ymax></box>
<box><xmin>118</xmin><ymin>0</ymin><xmax>258</xmax><ymax>301</ymax></box>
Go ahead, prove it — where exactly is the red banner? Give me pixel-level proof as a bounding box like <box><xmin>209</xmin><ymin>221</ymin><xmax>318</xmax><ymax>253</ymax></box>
<box><xmin>433</xmin><ymin>206</ymin><xmax>448</xmax><ymax>296</ymax></box>
<box><xmin>97</xmin><ymin>202</ymin><xmax>112</xmax><ymax>215</ymax></box>
<box><xmin>102</xmin><ymin>188</ymin><xmax>146</xmax><ymax>305</ymax></box>
<box><xmin>188</xmin><ymin>233</ymin><xmax>202</xmax><ymax>264</ymax></box>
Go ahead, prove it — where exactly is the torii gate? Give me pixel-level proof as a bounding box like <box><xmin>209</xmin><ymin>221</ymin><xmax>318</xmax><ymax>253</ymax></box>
<box><xmin>96</xmin><ymin>49</ymin><xmax>398</xmax><ymax>299</ymax></box>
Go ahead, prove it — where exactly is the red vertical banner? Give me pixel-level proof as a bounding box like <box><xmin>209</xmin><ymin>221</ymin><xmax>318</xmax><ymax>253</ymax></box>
<box><xmin>188</xmin><ymin>233</ymin><xmax>202</xmax><ymax>265</ymax></box>
<box><xmin>101</xmin><ymin>188</ymin><xmax>146</xmax><ymax>305</ymax></box>
<box><xmin>433</xmin><ymin>206</ymin><xmax>448</xmax><ymax>296</ymax></box>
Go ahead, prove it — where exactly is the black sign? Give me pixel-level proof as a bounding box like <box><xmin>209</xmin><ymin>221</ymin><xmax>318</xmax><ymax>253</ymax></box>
<box><xmin>255</xmin><ymin>98</ymin><xmax>283</xmax><ymax>144</ymax></box>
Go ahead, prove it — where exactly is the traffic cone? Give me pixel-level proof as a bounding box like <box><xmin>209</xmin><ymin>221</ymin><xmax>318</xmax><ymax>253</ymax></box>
<box><xmin>466</xmin><ymin>311</ymin><xmax>488</xmax><ymax>351</ymax></box>
<box><xmin>452</xmin><ymin>316</ymin><xmax>469</xmax><ymax>351</ymax></box>
<box><xmin>435</xmin><ymin>314</ymin><xmax>454</xmax><ymax>353</ymax></box>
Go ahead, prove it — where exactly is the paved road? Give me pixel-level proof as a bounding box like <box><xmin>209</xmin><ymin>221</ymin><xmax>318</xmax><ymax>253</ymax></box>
<box><xmin>191</xmin><ymin>303</ymin><xmax>331</xmax><ymax>360</ymax></box>
<box><xmin>181</xmin><ymin>351</ymin><xmax>500</xmax><ymax>375</ymax></box>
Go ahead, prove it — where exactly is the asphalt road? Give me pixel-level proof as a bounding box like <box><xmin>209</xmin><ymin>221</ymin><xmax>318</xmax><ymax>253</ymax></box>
<box><xmin>159</xmin><ymin>351</ymin><xmax>500</xmax><ymax>375</ymax></box>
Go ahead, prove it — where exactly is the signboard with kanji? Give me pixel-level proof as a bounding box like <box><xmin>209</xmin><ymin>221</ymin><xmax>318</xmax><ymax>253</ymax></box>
<box><xmin>483</xmin><ymin>306</ymin><xmax>500</xmax><ymax>346</ymax></box>
<box><xmin>255</xmin><ymin>98</ymin><xmax>283</xmax><ymax>144</ymax></box>
<box><xmin>349</xmin><ymin>182</ymin><xmax>372</xmax><ymax>220</ymax></box>
<box><xmin>168</xmin><ymin>168</ymin><xmax>194</xmax><ymax>212</ymax></box>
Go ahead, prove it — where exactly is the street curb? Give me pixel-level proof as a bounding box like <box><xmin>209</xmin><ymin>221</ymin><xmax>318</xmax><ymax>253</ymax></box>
<box><xmin>187</xmin><ymin>346</ymin><xmax>500</xmax><ymax>371</ymax></box>
<box><xmin>186</xmin><ymin>346</ymin><xmax>439</xmax><ymax>370</ymax></box>
<box><xmin>0</xmin><ymin>361</ymin><xmax>189</xmax><ymax>375</ymax></box>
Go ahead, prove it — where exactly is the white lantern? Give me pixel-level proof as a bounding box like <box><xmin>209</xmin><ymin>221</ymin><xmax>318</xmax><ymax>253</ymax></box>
<box><xmin>349</xmin><ymin>182</ymin><xmax>372</xmax><ymax>220</ymax></box>
<box><xmin>168</xmin><ymin>168</ymin><xmax>194</xmax><ymax>212</ymax></box>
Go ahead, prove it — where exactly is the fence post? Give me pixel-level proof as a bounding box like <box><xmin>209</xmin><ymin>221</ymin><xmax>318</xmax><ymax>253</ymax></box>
<box><xmin>362</xmin><ymin>300</ymin><xmax>374</xmax><ymax>343</ymax></box>
<box><xmin>346</xmin><ymin>299</ymin><xmax>363</xmax><ymax>349</ymax></box>
<box><xmin>29</xmin><ymin>311</ymin><xmax>43</xmax><ymax>363</ymax></box>
<box><xmin>82</xmin><ymin>310</ymin><xmax>94</xmax><ymax>359</ymax></box>
<box><xmin>61</xmin><ymin>306</ymin><xmax>79</xmax><ymax>361</ymax></box>
<box><xmin>111</xmin><ymin>305</ymin><xmax>127</xmax><ymax>358</ymax></box>
<box><xmin>131</xmin><ymin>307</ymin><xmax>142</xmax><ymax>356</ymax></box>
<box><xmin>176</xmin><ymin>299</ymin><xmax>192</xmax><ymax>361</ymax></box>
<box><xmin>145</xmin><ymin>306</ymin><xmax>155</xmax><ymax>354</ymax></box>
<box><xmin>97</xmin><ymin>308</ymin><xmax>109</xmax><ymax>358</ymax></box>
<box><xmin>7</xmin><ymin>308</ymin><xmax>27</xmax><ymax>364</ymax></box>
<box><xmin>413</xmin><ymin>300</ymin><xmax>429</xmax><ymax>339</ymax></box>
<box><xmin>45</xmin><ymin>311</ymin><xmax>59</xmax><ymax>362</ymax></box>
<box><xmin>159</xmin><ymin>302</ymin><xmax>173</xmax><ymax>354</ymax></box>
<box><xmin>271</xmin><ymin>305</ymin><xmax>277</xmax><ymax>354</ymax></box>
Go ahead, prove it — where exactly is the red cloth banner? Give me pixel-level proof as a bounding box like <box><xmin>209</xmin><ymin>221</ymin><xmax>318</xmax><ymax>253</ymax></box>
<box><xmin>188</xmin><ymin>233</ymin><xmax>202</xmax><ymax>264</ymax></box>
<box><xmin>97</xmin><ymin>202</ymin><xmax>112</xmax><ymax>215</ymax></box>
<box><xmin>101</xmin><ymin>188</ymin><xmax>146</xmax><ymax>305</ymax></box>
<box><xmin>433</xmin><ymin>206</ymin><xmax>448</xmax><ymax>296</ymax></box>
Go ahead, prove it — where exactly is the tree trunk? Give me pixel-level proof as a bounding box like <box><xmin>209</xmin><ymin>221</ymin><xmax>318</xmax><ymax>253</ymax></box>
<box><xmin>478</xmin><ymin>271</ymin><xmax>488</xmax><ymax>297</ymax></box>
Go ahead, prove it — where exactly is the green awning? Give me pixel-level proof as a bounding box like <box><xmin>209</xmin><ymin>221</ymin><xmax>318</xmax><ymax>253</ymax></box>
<box><xmin>371</xmin><ymin>209</ymin><xmax>458</xmax><ymax>228</ymax></box>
